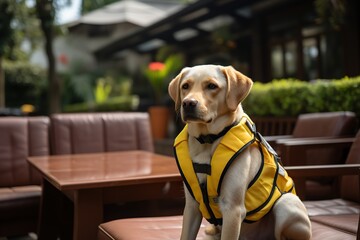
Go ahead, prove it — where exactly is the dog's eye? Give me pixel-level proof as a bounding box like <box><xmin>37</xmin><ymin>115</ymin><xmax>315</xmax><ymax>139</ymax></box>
<box><xmin>207</xmin><ymin>83</ymin><xmax>218</xmax><ymax>90</ymax></box>
<box><xmin>182</xmin><ymin>83</ymin><xmax>189</xmax><ymax>90</ymax></box>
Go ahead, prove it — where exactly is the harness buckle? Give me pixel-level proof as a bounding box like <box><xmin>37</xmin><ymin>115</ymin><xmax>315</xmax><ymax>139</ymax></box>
<box><xmin>245</xmin><ymin>120</ymin><xmax>256</xmax><ymax>134</ymax></box>
<box><xmin>256</xmin><ymin>132</ymin><xmax>282</xmax><ymax>163</ymax></box>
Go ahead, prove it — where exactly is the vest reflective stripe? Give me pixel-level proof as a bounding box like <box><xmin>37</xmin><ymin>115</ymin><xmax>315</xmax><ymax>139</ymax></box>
<box><xmin>174</xmin><ymin>115</ymin><xmax>296</xmax><ymax>224</ymax></box>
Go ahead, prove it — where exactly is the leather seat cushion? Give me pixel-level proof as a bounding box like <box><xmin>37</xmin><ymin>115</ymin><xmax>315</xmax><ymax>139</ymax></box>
<box><xmin>0</xmin><ymin>185</ymin><xmax>41</xmax><ymax>220</ymax></box>
<box><xmin>99</xmin><ymin>214</ymin><xmax>358</xmax><ymax>240</ymax></box>
<box><xmin>311</xmin><ymin>214</ymin><xmax>358</xmax><ymax>234</ymax></box>
<box><xmin>98</xmin><ymin>215</ymin><xmax>209</xmax><ymax>240</ymax></box>
<box><xmin>311</xmin><ymin>221</ymin><xmax>356</xmax><ymax>240</ymax></box>
<box><xmin>304</xmin><ymin>199</ymin><xmax>359</xmax><ymax>216</ymax></box>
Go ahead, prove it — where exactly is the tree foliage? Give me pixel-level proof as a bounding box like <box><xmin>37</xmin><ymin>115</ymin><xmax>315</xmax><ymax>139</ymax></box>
<box><xmin>0</xmin><ymin>0</ymin><xmax>41</xmax><ymax>60</ymax></box>
<box><xmin>0</xmin><ymin>0</ymin><xmax>16</xmax><ymax>108</ymax></box>
<box><xmin>0</xmin><ymin>0</ymin><xmax>43</xmax><ymax>108</ymax></box>
<box><xmin>0</xmin><ymin>1</ymin><xmax>15</xmax><ymax>56</ymax></box>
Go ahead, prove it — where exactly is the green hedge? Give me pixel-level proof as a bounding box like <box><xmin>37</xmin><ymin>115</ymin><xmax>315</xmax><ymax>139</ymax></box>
<box><xmin>63</xmin><ymin>95</ymin><xmax>139</xmax><ymax>113</ymax></box>
<box><xmin>242</xmin><ymin>76</ymin><xmax>360</xmax><ymax>117</ymax></box>
<box><xmin>4</xmin><ymin>60</ymin><xmax>47</xmax><ymax>113</ymax></box>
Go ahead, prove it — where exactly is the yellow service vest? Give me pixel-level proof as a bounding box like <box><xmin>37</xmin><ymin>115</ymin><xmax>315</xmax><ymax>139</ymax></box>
<box><xmin>174</xmin><ymin>115</ymin><xmax>296</xmax><ymax>225</ymax></box>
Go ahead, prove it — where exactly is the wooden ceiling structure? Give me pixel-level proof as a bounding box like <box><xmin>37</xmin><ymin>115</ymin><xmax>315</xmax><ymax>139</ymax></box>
<box><xmin>94</xmin><ymin>0</ymin><xmax>302</xmax><ymax>59</ymax></box>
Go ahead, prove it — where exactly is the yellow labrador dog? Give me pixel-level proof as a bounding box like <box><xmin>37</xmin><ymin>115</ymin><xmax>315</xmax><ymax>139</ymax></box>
<box><xmin>168</xmin><ymin>65</ymin><xmax>311</xmax><ymax>240</ymax></box>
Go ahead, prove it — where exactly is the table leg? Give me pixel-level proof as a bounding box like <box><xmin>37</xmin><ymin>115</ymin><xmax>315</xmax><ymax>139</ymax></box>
<box><xmin>73</xmin><ymin>188</ymin><xmax>103</xmax><ymax>240</ymax></box>
<box><xmin>37</xmin><ymin>179</ymin><xmax>62</xmax><ymax>240</ymax></box>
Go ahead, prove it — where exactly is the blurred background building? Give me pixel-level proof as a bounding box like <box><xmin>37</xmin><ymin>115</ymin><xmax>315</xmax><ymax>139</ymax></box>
<box><xmin>1</xmin><ymin>0</ymin><xmax>359</xmax><ymax>116</ymax></box>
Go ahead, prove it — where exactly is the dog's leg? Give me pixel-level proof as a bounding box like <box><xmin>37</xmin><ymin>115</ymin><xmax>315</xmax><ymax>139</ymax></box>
<box><xmin>181</xmin><ymin>189</ymin><xmax>203</xmax><ymax>240</ymax></box>
<box><xmin>218</xmin><ymin>149</ymin><xmax>256</xmax><ymax>240</ymax></box>
<box><xmin>220</xmin><ymin>202</ymin><xmax>246</xmax><ymax>240</ymax></box>
<box><xmin>273</xmin><ymin>194</ymin><xmax>312</xmax><ymax>240</ymax></box>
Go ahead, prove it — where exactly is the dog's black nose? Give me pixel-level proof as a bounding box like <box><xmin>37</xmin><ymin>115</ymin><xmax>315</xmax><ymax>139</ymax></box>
<box><xmin>182</xmin><ymin>99</ymin><xmax>198</xmax><ymax>109</ymax></box>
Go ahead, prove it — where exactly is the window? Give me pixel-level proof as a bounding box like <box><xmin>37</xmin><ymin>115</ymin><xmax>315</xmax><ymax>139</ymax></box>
<box><xmin>270</xmin><ymin>31</ymin><xmax>332</xmax><ymax>80</ymax></box>
<box><xmin>303</xmin><ymin>37</ymin><xmax>319</xmax><ymax>80</ymax></box>
<box><xmin>270</xmin><ymin>39</ymin><xmax>298</xmax><ymax>79</ymax></box>
<box><xmin>87</xmin><ymin>25</ymin><xmax>113</xmax><ymax>37</ymax></box>
<box><xmin>285</xmin><ymin>41</ymin><xmax>297</xmax><ymax>77</ymax></box>
<box><xmin>271</xmin><ymin>44</ymin><xmax>284</xmax><ymax>79</ymax></box>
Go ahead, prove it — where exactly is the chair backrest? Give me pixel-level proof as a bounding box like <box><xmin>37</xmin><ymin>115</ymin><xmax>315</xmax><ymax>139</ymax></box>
<box><xmin>292</xmin><ymin>111</ymin><xmax>358</xmax><ymax>167</ymax></box>
<box><xmin>50</xmin><ymin>112</ymin><xmax>154</xmax><ymax>155</ymax></box>
<box><xmin>341</xmin><ymin>130</ymin><xmax>360</xmax><ymax>202</ymax></box>
<box><xmin>252</xmin><ymin>116</ymin><xmax>297</xmax><ymax>136</ymax></box>
<box><xmin>0</xmin><ymin>116</ymin><xmax>50</xmax><ymax>187</ymax></box>
<box><xmin>293</xmin><ymin>111</ymin><xmax>357</xmax><ymax>138</ymax></box>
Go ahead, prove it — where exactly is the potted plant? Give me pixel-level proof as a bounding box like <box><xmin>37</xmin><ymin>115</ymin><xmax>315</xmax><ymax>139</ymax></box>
<box><xmin>144</xmin><ymin>54</ymin><xmax>183</xmax><ymax>139</ymax></box>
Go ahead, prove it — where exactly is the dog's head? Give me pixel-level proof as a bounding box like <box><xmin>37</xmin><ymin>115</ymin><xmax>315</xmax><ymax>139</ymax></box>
<box><xmin>168</xmin><ymin>65</ymin><xmax>253</xmax><ymax>125</ymax></box>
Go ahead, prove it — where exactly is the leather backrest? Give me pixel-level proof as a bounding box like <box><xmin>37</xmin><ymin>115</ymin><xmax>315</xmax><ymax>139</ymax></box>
<box><xmin>293</xmin><ymin>112</ymin><xmax>358</xmax><ymax>168</ymax></box>
<box><xmin>50</xmin><ymin>112</ymin><xmax>154</xmax><ymax>155</ymax></box>
<box><xmin>341</xmin><ymin>130</ymin><xmax>360</xmax><ymax>202</ymax></box>
<box><xmin>293</xmin><ymin>111</ymin><xmax>357</xmax><ymax>138</ymax></box>
<box><xmin>0</xmin><ymin>117</ymin><xmax>50</xmax><ymax>187</ymax></box>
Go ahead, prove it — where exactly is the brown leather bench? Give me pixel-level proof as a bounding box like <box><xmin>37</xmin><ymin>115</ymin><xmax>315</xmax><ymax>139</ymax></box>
<box><xmin>0</xmin><ymin>116</ymin><xmax>50</xmax><ymax>237</ymax></box>
<box><xmin>98</xmin><ymin>130</ymin><xmax>360</xmax><ymax>240</ymax></box>
<box><xmin>50</xmin><ymin>112</ymin><xmax>154</xmax><ymax>154</ymax></box>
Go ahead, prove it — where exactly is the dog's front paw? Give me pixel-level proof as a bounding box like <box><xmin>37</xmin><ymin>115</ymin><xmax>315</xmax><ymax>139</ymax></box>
<box><xmin>204</xmin><ymin>225</ymin><xmax>221</xmax><ymax>240</ymax></box>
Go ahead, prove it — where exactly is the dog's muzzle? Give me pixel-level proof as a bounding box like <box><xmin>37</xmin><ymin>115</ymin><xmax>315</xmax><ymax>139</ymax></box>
<box><xmin>182</xmin><ymin>99</ymin><xmax>199</xmax><ymax>121</ymax></box>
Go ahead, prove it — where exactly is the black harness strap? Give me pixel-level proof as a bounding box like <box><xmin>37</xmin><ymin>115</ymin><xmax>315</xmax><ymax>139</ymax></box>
<box><xmin>195</xmin><ymin>121</ymin><xmax>239</xmax><ymax>144</ymax></box>
<box><xmin>193</xmin><ymin>163</ymin><xmax>212</xmax><ymax>175</ymax></box>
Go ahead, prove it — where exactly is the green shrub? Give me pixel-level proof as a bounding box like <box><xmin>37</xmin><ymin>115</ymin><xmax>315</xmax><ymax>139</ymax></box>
<box><xmin>243</xmin><ymin>76</ymin><xmax>360</xmax><ymax>117</ymax></box>
<box><xmin>63</xmin><ymin>95</ymin><xmax>139</xmax><ymax>113</ymax></box>
<box><xmin>4</xmin><ymin>60</ymin><xmax>47</xmax><ymax>113</ymax></box>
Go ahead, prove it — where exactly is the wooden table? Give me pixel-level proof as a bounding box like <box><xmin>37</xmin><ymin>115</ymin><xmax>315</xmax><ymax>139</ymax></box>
<box><xmin>28</xmin><ymin>150</ymin><xmax>182</xmax><ymax>240</ymax></box>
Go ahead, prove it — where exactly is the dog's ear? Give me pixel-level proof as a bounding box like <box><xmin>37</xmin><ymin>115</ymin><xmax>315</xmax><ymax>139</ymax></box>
<box><xmin>168</xmin><ymin>67</ymin><xmax>189</xmax><ymax>110</ymax></box>
<box><xmin>221</xmin><ymin>66</ymin><xmax>253</xmax><ymax>111</ymax></box>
